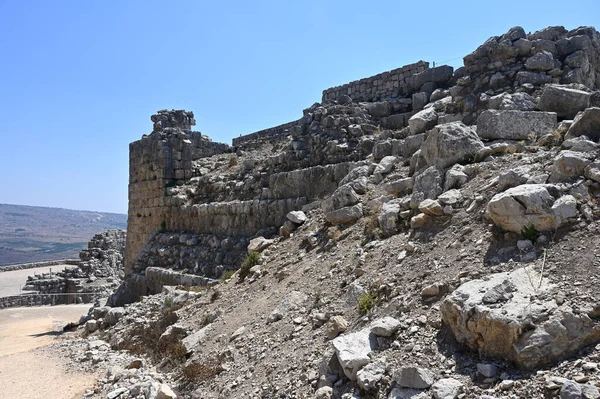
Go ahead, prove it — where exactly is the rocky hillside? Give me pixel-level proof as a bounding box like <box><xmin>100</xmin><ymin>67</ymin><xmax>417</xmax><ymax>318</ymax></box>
<box><xmin>57</xmin><ymin>25</ymin><xmax>600</xmax><ymax>399</ymax></box>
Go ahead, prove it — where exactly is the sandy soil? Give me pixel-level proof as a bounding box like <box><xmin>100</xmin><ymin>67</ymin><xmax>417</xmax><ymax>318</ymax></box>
<box><xmin>0</xmin><ymin>304</ymin><xmax>97</xmax><ymax>399</ymax></box>
<box><xmin>0</xmin><ymin>264</ymin><xmax>70</xmax><ymax>297</ymax></box>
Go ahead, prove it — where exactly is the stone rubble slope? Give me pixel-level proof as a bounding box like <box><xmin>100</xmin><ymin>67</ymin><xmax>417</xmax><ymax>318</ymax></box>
<box><xmin>56</xmin><ymin>25</ymin><xmax>600</xmax><ymax>399</ymax></box>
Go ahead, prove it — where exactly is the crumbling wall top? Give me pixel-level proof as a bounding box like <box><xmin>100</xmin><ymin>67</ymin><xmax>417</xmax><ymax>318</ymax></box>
<box><xmin>151</xmin><ymin>109</ymin><xmax>196</xmax><ymax>133</ymax></box>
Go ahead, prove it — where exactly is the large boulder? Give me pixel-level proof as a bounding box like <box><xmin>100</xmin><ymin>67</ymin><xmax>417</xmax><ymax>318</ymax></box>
<box><xmin>487</xmin><ymin>184</ymin><xmax>578</xmax><ymax>233</ymax></box>
<box><xmin>408</xmin><ymin>107</ymin><xmax>438</xmax><ymax>135</ymax></box>
<box><xmin>565</xmin><ymin>108</ymin><xmax>600</xmax><ymax>141</ymax></box>
<box><xmin>410</xmin><ymin>65</ymin><xmax>454</xmax><ymax>91</ymax></box>
<box><xmin>488</xmin><ymin>92</ymin><xmax>536</xmax><ymax>111</ymax></box>
<box><xmin>421</xmin><ymin>122</ymin><xmax>485</xmax><ymax>169</ymax></box>
<box><xmin>332</xmin><ymin>328</ymin><xmax>377</xmax><ymax>380</ymax></box>
<box><xmin>538</xmin><ymin>85</ymin><xmax>591</xmax><ymax>119</ymax></box>
<box><xmin>548</xmin><ymin>150</ymin><xmax>593</xmax><ymax>182</ymax></box>
<box><xmin>411</xmin><ymin>166</ymin><xmax>444</xmax><ymax>207</ymax></box>
<box><xmin>321</xmin><ymin>185</ymin><xmax>360</xmax><ymax>212</ymax></box>
<box><xmin>326</xmin><ymin>205</ymin><xmax>363</xmax><ymax>224</ymax></box>
<box><xmin>441</xmin><ymin>266</ymin><xmax>600</xmax><ymax>369</ymax></box>
<box><xmin>477</xmin><ymin>110</ymin><xmax>557</xmax><ymax>140</ymax></box>
<box><xmin>524</xmin><ymin>50</ymin><xmax>555</xmax><ymax>71</ymax></box>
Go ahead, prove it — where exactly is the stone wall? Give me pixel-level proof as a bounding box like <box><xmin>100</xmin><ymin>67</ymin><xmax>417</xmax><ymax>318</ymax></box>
<box><xmin>321</xmin><ymin>61</ymin><xmax>429</xmax><ymax>103</ymax></box>
<box><xmin>125</xmin><ymin>114</ymin><xmax>231</xmax><ymax>275</ymax></box>
<box><xmin>232</xmin><ymin>119</ymin><xmax>300</xmax><ymax>147</ymax></box>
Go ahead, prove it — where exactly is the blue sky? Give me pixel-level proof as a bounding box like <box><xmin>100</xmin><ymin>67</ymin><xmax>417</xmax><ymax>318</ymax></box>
<box><xmin>0</xmin><ymin>0</ymin><xmax>597</xmax><ymax>214</ymax></box>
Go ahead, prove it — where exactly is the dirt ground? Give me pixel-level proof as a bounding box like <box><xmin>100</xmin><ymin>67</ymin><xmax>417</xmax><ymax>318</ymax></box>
<box><xmin>0</xmin><ymin>304</ymin><xmax>97</xmax><ymax>399</ymax></box>
<box><xmin>0</xmin><ymin>264</ymin><xmax>70</xmax><ymax>297</ymax></box>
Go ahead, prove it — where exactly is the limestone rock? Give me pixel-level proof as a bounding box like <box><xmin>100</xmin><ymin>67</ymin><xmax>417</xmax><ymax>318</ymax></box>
<box><xmin>418</xmin><ymin>199</ymin><xmax>445</xmax><ymax>216</ymax></box>
<box><xmin>322</xmin><ymin>185</ymin><xmax>360</xmax><ymax>212</ymax></box>
<box><xmin>365</xmin><ymin>101</ymin><xmax>392</xmax><ymax>117</ymax></box>
<box><xmin>326</xmin><ymin>204</ymin><xmax>363</xmax><ymax>224</ymax></box>
<box><xmin>477</xmin><ymin>110</ymin><xmax>557</xmax><ymax>140</ymax></box>
<box><xmin>584</xmin><ymin>161</ymin><xmax>600</xmax><ymax>183</ymax></box>
<box><xmin>327</xmin><ymin>316</ymin><xmax>348</xmax><ymax>339</ymax></box>
<box><xmin>286</xmin><ymin>211</ymin><xmax>307</xmax><ymax>225</ymax></box>
<box><xmin>487</xmin><ymin>184</ymin><xmax>577</xmax><ymax>233</ymax></box>
<box><xmin>411</xmin><ymin>166</ymin><xmax>444</xmax><ymax>207</ymax></box>
<box><xmin>156</xmin><ymin>384</ymin><xmax>177</xmax><ymax>399</ymax></box>
<box><xmin>421</xmin><ymin>122</ymin><xmax>484</xmax><ymax>169</ymax></box>
<box><xmin>384</xmin><ymin>178</ymin><xmax>413</xmax><ymax>196</ymax></box>
<box><xmin>549</xmin><ymin>150</ymin><xmax>592</xmax><ymax>182</ymax></box>
<box><xmin>247</xmin><ymin>237</ymin><xmax>274</xmax><ymax>254</ymax></box>
<box><xmin>441</xmin><ymin>266</ymin><xmax>600</xmax><ymax>369</ymax></box>
<box><xmin>104</xmin><ymin>307</ymin><xmax>125</xmax><ymax>326</ymax></box>
<box><xmin>408</xmin><ymin>107</ymin><xmax>438</xmax><ymax>135</ymax></box>
<box><xmin>538</xmin><ymin>85</ymin><xmax>591</xmax><ymax>119</ymax></box>
<box><xmin>488</xmin><ymin>92</ymin><xmax>536</xmax><ymax>111</ymax></box>
<box><xmin>565</xmin><ymin>108</ymin><xmax>600</xmax><ymax>141</ymax></box>
<box><xmin>370</xmin><ymin>316</ymin><xmax>401</xmax><ymax>337</ymax></box>
<box><xmin>394</xmin><ymin>366</ymin><xmax>435</xmax><ymax>389</ymax></box>
<box><xmin>332</xmin><ymin>327</ymin><xmax>377</xmax><ymax>380</ymax></box>
<box><xmin>410</xmin><ymin>213</ymin><xmax>432</xmax><ymax>229</ymax></box>
<box><xmin>431</xmin><ymin>378</ymin><xmax>463</xmax><ymax>399</ymax></box>
<box><xmin>356</xmin><ymin>358</ymin><xmax>387</xmax><ymax>391</ymax></box>
<box><xmin>378</xmin><ymin>201</ymin><xmax>400</xmax><ymax>236</ymax></box>
<box><xmin>438</xmin><ymin>189</ymin><xmax>462</xmax><ymax>206</ymax></box>
<box><xmin>525</xmin><ymin>50</ymin><xmax>555</xmax><ymax>71</ymax></box>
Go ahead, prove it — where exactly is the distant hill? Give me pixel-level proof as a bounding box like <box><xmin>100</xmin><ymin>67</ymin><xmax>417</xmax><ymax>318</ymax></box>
<box><xmin>0</xmin><ymin>204</ymin><xmax>127</xmax><ymax>266</ymax></box>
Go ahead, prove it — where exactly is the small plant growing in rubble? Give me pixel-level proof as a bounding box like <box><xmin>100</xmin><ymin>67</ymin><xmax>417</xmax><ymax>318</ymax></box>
<box><xmin>238</xmin><ymin>251</ymin><xmax>260</xmax><ymax>282</ymax></box>
<box><xmin>521</xmin><ymin>224</ymin><xmax>539</xmax><ymax>242</ymax></box>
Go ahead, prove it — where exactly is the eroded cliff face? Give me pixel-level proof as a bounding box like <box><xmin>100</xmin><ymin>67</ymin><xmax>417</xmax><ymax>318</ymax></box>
<box><xmin>87</xmin><ymin>24</ymin><xmax>600</xmax><ymax>399</ymax></box>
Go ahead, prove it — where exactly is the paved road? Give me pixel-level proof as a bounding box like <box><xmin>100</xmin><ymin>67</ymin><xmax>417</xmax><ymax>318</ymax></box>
<box><xmin>0</xmin><ymin>264</ymin><xmax>70</xmax><ymax>297</ymax></box>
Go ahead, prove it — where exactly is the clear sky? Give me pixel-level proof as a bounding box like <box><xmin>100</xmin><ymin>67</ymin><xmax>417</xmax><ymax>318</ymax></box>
<box><xmin>0</xmin><ymin>0</ymin><xmax>597</xmax><ymax>214</ymax></box>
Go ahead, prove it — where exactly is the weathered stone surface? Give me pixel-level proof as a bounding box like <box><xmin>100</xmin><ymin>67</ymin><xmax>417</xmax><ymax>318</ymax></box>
<box><xmin>418</xmin><ymin>199</ymin><xmax>445</xmax><ymax>216</ymax></box>
<box><xmin>431</xmin><ymin>378</ymin><xmax>463</xmax><ymax>399</ymax></box>
<box><xmin>247</xmin><ymin>237</ymin><xmax>274</xmax><ymax>254</ymax></box>
<box><xmin>325</xmin><ymin>205</ymin><xmax>363</xmax><ymax>224</ymax></box>
<box><xmin>286</xmin><ymin>211</ymin><xmax>307</xmax><ymax>225</ymax></box>
<box><xmin>365</xmin><ymin>101</ymin><xmax>392</xmax><ymax>117</ymax></box>
<box><xmin>441</xmin><ymin>266</ymin><xmax>600</xmax><ymax>369</ymax></box>
<box><xmin>525</xmin><ymin>50</ymin><xmax>555</xmax><ymax>70</ymax></box>
<box><xmin>487</xmin><ymin>184</ymin><xmax>578</xmax><ymax>233</ymax></box>
<box><xmin>538</xmin><ymin>85</ymin><xmax>592</xmax><ymax>119</ymax></box>
<box><xmin>384</xmin><ymin>177</ymin><xmax>413</xmax><ymax>196</ymax></box>
<box><xmin>327</xmin><ymin>316</ymin><xmax>348</xmax><ymax>339</ymax></box>
<box><xmin>332</xmin><ymin>327</ymin><xmax>377</xmax><ymax>380</ymax></box>
<box><xmin>421</xmin><ymin>122</ymin><xmax>484</xmax><ymax>169</ymax></box>
<box><xmin>488</xmin><ymin>92</ymin><xmax>536</xmax><ymax>111</ymax></box>
<box><xmin>549</xmin><ymin>150</ymin><xmax>592</xmax><ymax>182</ymax></box>
<box><xmin>156</xmin><ymin>384</ymin><xmax>177</xmax><ymax>399</ymax></box>
<box><xmin>104</xmin><ymin>307</ymin><xmax>125</xmax><ymax>326</ymax></box>
<box><xmin>394</xmin><ymin>366</ymin><xmax>435</xmax><ymax>389</ymax></box>
<box><xmin>408</xmin><ymin>107</ymin><xmax>438</xmax><ymax>135</ymax></box>
<box><xmin>356</xmin><ymin>359</ymin><xmax>387</xmax><ymax>391</ymax></box>
<box><xmin>388</xmin><ymin>388</ymin><xmax>428</xmax><ymax>399</ymax></box>
<box><xmin>371</xmin><ymin>316</ymin><xmax>401</xmax><ymax>337</ymax></box>
<box><xmin>565</xmin><ymin>108</ymin><xmax>600</xmax><ymax>141</ymax></box>
<box><xmin>585</xmin><ymin>161</ymin><xmax>600</xmax><ymax>183</ymax></box>
<box><xmin>322</xmin><ymin>185</ymin><xmax>360</xmax><ymax>212</ymax></box>
<box><xmin>378</xmin><ymin>202</ymin><xmax>400</xmax><ymax>236</ymax></box>
<box><xmin>412</xmin><ymin>166</ymin><xmax>444</xmax><ymax>206</ymax></box>
<box><xmin>477</xmin><ymin>110</ymin><xmax>557</xmax><ymax>140</ymax></box>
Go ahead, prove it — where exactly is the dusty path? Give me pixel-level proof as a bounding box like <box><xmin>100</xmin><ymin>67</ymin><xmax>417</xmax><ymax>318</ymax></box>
<box><xmin>0</xmin><ymin>264</ymin><xmax>70</xmax><ymax>296</ymax></box>
<box><xmin>0</xmin><ymin>305</ymin><xmax>98</xmax><ymax>399</ymax></box>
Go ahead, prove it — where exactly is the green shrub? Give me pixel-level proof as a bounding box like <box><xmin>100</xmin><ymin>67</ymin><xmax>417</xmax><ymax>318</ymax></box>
<box><xmin>160</xmin><ymin>220</ymin><xmax>167</xmax><ymax>232</ymax></box>
<box><xmin>220</xmin><ymin>270</ymin><xmax>235</xmax><ymax>282</ymax></box>
<box><xmin>521</xmin><ymin>224</ymin><xmax>539</xmax><ymax>242</ymax></box>
<box><xmin>163</xmin><ymin>296</ymin><xmax>173</xmax><ymax>308</ymax></box>
<box><xmin>357</xmin><ymin>291</ymin><xmax>377</xmax><ymax>315</ymax></box>
<box><xmin>238</xmin><ymin>252</ymin><xmax>260</xmax><ymax>282</ymax></box>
